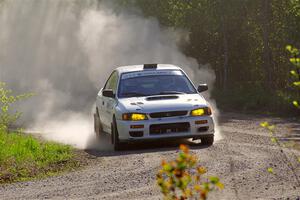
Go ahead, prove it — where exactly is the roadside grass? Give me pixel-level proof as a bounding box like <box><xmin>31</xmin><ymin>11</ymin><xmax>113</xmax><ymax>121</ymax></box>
<box><xmin>0</xmin><ymin>129</ymin><xmax>80</xmax><ymax>184</ymax></box>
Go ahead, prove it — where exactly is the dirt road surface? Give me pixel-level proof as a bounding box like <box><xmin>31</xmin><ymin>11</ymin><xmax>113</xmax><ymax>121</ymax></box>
<box><xmin>1</xmin><ymin>113</ymin><xmax>300</xmax><ymax>199</ymax></box>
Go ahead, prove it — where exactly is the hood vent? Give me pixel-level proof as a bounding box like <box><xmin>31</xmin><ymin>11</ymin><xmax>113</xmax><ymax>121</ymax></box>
<box><xmin>146</xmin><ymin>95</ymin><xmax>178</xmax><ymax>101</ymax></box>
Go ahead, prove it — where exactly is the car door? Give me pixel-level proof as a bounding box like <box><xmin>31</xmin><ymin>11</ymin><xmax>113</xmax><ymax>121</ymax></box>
<box><xmin>101</xmin><ymin>71</ymin><xmax>118</xmax><ymax>130</ymax></box>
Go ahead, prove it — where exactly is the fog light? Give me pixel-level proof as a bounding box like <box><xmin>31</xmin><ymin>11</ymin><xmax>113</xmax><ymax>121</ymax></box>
<box><xmin>198</xmin><ymin>127</ymin><xmax>209</xmax><ymax>132</ymax></box>
<box><xmin>129</xmin><ymin>131</ymin><xmax>143</xmax><ymax>137</ymax></box>
<box><xmin>130</xmin><ymin>125</ymin><xmax>144</xmax><ymax>129</ymax></box>
<box><xmin>195</xmin><ymin>120</ymin><xmax>208</xmax><ymax>125</ymax></box>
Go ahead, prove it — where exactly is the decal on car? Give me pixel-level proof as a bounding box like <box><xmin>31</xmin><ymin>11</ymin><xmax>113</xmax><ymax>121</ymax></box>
<box><xmin>121</xmin><ymin>70</ymin><xmax>183</xmax><ymax>80</ymax></box>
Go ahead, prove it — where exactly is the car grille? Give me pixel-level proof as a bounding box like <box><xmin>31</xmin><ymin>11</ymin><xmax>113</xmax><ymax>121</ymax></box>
<box><xmin>149</xmin><ymin>111</ymin><xmax>188</xmax><ymax>118</ymax></box>
<box><xmin>150</xmin><ymin>122</ymin><xmax>190</xmax><ymax>135</ymax></box>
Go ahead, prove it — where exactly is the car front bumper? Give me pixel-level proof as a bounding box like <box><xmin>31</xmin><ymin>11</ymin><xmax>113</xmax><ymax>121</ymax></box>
<box><xmin>116</xmin><ymin>115</ymin><xmax>214</xmax><ymax>142</ymax></box>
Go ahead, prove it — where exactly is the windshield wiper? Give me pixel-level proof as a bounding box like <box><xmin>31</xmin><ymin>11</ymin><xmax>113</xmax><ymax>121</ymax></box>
<box><xmin>121</xmin><ymin>92</ymin><xmax>147</xmax><ymax>97</ymax></box>
<box><xmin>156</xmin><ymin>91</ymin><xmax>186</xmax><ymax>95</ymax></box>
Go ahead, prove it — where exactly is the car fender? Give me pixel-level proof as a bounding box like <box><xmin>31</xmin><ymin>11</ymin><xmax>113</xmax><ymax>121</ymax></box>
<box><xmin>114</xmin><ymin>102</ymin><xmax>125</xmax><ymax>121</ymax></box>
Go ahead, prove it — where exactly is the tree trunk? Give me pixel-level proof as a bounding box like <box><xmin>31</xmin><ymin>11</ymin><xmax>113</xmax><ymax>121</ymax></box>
<box><xmin>222</xmin><ymin>23</ymin><xmax>229</xmax><ymax>90</ymax></box>
<box><xmin>221</xmin><ymin>15</ymin><xmax>229</xmax><ymax>90</ymax></box>
<box><xmin>261</xmin><ymin>0</ymin><xmax>273</xmax><ymax>89</ymax></box>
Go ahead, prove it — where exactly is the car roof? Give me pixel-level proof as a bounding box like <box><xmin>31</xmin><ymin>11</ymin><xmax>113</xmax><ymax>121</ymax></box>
<box><xmin>115</xmin><ymin>64</ymin><xmax>182</xmax><ymax>74</ymax></box>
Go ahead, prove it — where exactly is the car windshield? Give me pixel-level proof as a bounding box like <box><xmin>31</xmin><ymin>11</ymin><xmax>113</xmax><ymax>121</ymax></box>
<box><xmin>118</xmin><ymin>70</ymin><xmax>197</xmax><ymax>98</ymax></box>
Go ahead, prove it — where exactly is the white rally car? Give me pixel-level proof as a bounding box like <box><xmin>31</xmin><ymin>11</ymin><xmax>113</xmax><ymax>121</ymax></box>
<box><xmin>94</xmin><ymin>64</ymin><xmax>214</xmax><ymax>150</ymax></box>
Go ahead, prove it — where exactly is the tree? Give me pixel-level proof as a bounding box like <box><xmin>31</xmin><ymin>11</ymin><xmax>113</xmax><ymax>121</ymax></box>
<box><xmin>116</xmin><ymin>0</ymin><xmax>300</xmax><ymax>112</ymax></box>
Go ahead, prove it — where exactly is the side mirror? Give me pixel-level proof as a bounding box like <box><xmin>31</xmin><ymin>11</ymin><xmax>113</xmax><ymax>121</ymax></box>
<box><xmin>97</xmin><ymin>88</ymin><xmax>103</xmax><ymax>97</ymax></box>
<box><xmin>197</xmin><ymin>84</ymin><xmax>208</xmax><ymax>93</ymax></box>
<box><xmin>102</xmin><ymin>89</ymin><xmax>115</xmax><ymax>98</ymax></box>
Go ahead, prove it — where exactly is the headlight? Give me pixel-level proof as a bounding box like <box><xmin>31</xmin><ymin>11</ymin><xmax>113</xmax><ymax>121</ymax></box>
<box><xmin>122</xmin><ymin>113</ymin><xmax>148</xmax><ymax>121</ymax></box>
<box><xmin>191</xmin><ymin>107</ymin><xmax>212</xmax><ymax>116</ymax></box>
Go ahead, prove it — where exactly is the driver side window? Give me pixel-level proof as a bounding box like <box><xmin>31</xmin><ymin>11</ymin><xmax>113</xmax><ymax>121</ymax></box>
<box><xmin>104</xmin><ymin>71</ymin><xmax>118</xmax><ymax>93</ymax></box>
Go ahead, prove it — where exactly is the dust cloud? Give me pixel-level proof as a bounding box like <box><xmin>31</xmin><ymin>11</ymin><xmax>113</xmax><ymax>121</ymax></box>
<box><xmin>0</xmin><ymin>0</ymin><xmax>221</xmax><ymax>149</ymax></box>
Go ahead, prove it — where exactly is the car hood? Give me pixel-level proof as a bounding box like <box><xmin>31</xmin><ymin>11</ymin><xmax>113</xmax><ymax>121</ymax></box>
<box><xmin>117</xmin><ymin>94</ymin><xmax>208</xmax><ymax>113</ymax></box>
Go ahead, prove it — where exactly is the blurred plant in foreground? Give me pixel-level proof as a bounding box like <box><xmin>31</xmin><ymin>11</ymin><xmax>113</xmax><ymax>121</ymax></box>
<box><xmin>156</xmin><ymin>144</ymin><xmax>223</xmax><ymax>200</ymax></box>
<box><xmin>0</xmin><ymin>82</ymin><xmax>33</xmax><ymax>133</ymax></box>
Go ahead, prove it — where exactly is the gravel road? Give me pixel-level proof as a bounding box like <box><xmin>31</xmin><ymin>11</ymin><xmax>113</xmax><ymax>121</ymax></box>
<box><xmin>1</xmin><ymin>113</ymin><xmax>300</xmax><ymax>200</ymax></box>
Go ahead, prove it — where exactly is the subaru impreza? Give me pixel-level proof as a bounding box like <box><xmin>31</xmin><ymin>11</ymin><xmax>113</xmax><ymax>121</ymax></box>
<box><xmin>94</xmin><ymin>64</ymin><xmax>214</xmax><ymax>150</ymax></box>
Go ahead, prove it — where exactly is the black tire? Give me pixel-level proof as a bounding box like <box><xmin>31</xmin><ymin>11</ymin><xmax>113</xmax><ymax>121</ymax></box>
<box><xmin>111</xmin><ymin>119</ymin><xmax>122</xmax><ymax>151</ymax></box>
<box><xmin>201</xmin><ymin>135</ymin><xmax>214</xmax><ymax>146</ymax></box>
<box><xmin>94</xmin><ymin>108</ymin><xmax>103</xmax><ymax>138</ymax></box>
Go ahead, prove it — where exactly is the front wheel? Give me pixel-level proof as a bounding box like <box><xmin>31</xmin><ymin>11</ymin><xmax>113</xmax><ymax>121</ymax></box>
<box><xmin>201</xmin><ymin>135</ymin><xmax>214</xmax><ymax>146</ymax></box>
<box><xmin>94</xmin><ymin>113</ymin><xmax>100</xmax><ymax>138</ymax></box>
<box><xmin>111</xmin><ymin>121</ymin><xmax>122</xmax><ymax>151</ymax></box>
<box><xmin>94</xmin><ymin>108</ymin><xmax>103</xmax><ymax>138</ymax></box>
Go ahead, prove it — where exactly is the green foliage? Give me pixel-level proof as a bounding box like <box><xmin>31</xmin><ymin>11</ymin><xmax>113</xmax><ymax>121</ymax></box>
<box><xmin>260</xmin><ymin>45</ymin><xmax>300</xmax><ymax>172</ymax></box>
<box><xmin>156</xmin><ymin>145</ymin><xmax>223</xmax><ymax>200</ymax></box>
<box><xmin>213</xmin><ymin>86</ymin><xmax>298</xmax><ymax>115</ymax></box>
<box><xmin>213</xmin><ymin>45</ymin><xmax>300</xmax><ymax>114</ymax></box>
<box><xmin>0</xmin><ymin>129</ymin><xmax>77</xmax><ymax>183</ymax></box>
<box><xmin>286</xmin><ymin>45</ymin><xmax>300</xmax><ymax>109</ymax></box>
<box><xmin>0</xmin><ymin>82</ymin><xmax>77</xmax><ymax>183</ymax></box>
<box><xmin>116</xmin><ymin>1</ymin><xmax>300</xmax><ymax>113</ymax></box>
<box><xmin>0</xmin><ymin>82</ymin><xmax>34</xmax><ymax>132</ymax></box>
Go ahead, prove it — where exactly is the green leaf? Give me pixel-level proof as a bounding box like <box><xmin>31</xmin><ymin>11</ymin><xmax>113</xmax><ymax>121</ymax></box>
<box><xmin>202</xmin><ymin>182</ymin><xmax>210</xmax><ymax>190</ymax></box>
<box><xmin>267</xmin><ymin>167</ymin><xmax>274</xmax><ymax>174</ymax></box>
<box><xmin>271</xmin><ymin>137</ymin><xmax>277</xmax><ymax>143</ymax></box>
<box><xmin>163</xmin><ymin>163</ymin><xmax>173</xmax><ymax>172</ymax></box>
<box><xmin>293</xmin><ymin>101</ymin><xmax>299</xmax><ymax>108</ymax></box>
<box><xmin>268</xmin><ymin>125</ymin><xmax>275</xmax><ymax>131</ymax></box>
<box><xmin>177</xmin><ymin>162</ymin><xmax>186</xmax><ymax>170</ymax></box>
<box><xmin>216</xmin><ymin>182</ymin><xmax>224</xmax><ymax>190</ymax></box>
<box><xmin>209</xmin><ymin>176</ymin><xmax>220</xmax><ymax>184</ymax></box>
<box><xmin>290</xmin><ymin>70</ymin><xmax>299</xmax><ymax>78</ymax></box>
<box><xmin>293</xmin><ymin>81</ymin><xmax>300</xmax><ymax>87</ymax></box>
<box><xmin>290</xmin><ymin>58</ymin><xmax>300</xmax><ymax>65</ymax></box>
<box><xmin>179</xmin><ymin>152</ymin><xmax>186</xmax><ymax>160</ymax></box>
<box><xmin>288</xmin><ymin>46</ymin><xmax>300</xmax><ymax>55</ymax></box>
<box><xmin>260</xmin><ymin>122</ymin><xmax>269</xmax><ymax>128</ymax></box>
